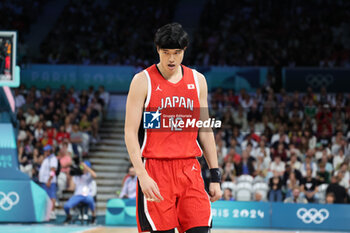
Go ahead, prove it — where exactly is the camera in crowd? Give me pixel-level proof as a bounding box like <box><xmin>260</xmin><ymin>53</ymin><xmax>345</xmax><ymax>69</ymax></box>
<box><xmin>69</xmin><ymin>156</ymin><xmax>83</xmax><ymax>176</ymax></box>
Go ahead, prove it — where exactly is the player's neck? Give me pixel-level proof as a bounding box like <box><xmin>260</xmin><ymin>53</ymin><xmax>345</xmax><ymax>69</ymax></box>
<box><xmin>156</xmin><ymin>63</ymin><xmax>182</xmax><ymax>80</ymax></box>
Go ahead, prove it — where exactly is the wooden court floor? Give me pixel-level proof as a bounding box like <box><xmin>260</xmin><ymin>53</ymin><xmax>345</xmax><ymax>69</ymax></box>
<box><xmin>84</xmin><ymin>227</ymin><xmax>340</xmax><ymax>233</ymax></box>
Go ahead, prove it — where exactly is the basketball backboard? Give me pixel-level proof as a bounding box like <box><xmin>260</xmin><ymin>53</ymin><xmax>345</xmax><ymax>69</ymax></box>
<box><xmin>0</xmin><ymin>31</ymin><xmax>19</xmax><ymax>87</ymax></box>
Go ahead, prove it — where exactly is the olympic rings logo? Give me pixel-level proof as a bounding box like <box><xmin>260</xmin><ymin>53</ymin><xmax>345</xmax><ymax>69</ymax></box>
<box><xmin>297</xmin><ymin>208</ymin><xmax>329</xmax><ymax>224</ymax></box>
<box><xmin>305</xmin><ymin>74</ymin><xmax>334</xmax><ymax>88</ymax></box>
<box><xmin>0</xmin><ymin>191</ymin><xmax>20</xmax><ymax>211</ymax></box>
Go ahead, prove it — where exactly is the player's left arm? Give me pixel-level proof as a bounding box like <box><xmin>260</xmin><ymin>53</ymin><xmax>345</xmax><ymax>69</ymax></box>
<box><xmin>196</xmin><ymin>71</ymin><xmax>222</xmax><ymax>202</ymax></box>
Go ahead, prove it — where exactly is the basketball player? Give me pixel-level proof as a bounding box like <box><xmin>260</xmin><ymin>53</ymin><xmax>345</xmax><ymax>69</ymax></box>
<box><xmin>124</xmin><ymin>23</ymin><xmax>222</xmax><ymax>233</ymax></box>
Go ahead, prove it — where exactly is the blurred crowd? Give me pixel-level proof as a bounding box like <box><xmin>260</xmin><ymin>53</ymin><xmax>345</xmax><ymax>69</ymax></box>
<box><xmin>3</xmin><ymin>0</ymin><xmax>350</xmax><ymax>68</ymax></box>
<box><xmin>0</xmin><ymin>0</ymin><xmax>45</xmax><ymax>63</ymax></box>
<box><xmin>4</xmin><ymin>0</ymin><xmax>350</xmax><ymax>208</ymax></box>
<box><xmin>15</xmin><ymin>84</ymin><xmax>109</xmax><ymax>220</ymax></box>
<box><xmin>200</xmin><ymin>85</ymin><xmax>350</xmax><ymax>204</ymax></box>
<box><xmin>37</xmin><ymin>0</ymin><xmax>350</xmax><ymax>68</ymax></box>
<box><xmin>189</xmin><ymin>0</ymin><xmax>350</xmax><ymax>67</ymax></box>
<box><xmin>39</xmin><ymin>0</ymin><xmax>177</xmax><ymax>65</ymax></box>
<box><xmin>0</xmin><ymin>0</ymin><xmax>44</xmax><ymax>37</ymax></box>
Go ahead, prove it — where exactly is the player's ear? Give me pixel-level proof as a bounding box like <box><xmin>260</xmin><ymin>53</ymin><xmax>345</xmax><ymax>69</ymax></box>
<box><xmin>156</xmin><ymin>46</ymin><xmax>160</xmax><ymax>54</ymax></box>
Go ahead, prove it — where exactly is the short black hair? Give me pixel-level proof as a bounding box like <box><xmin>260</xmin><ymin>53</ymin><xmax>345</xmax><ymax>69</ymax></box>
<box><xmin>154</xmin><ymin>23</ymin><xmax>189</xmax><ymax>49</ymax></box>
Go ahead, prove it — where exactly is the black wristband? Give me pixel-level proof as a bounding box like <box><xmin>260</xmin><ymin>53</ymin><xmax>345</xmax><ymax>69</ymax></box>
<box><xmin>210</xmin><ymin>168</ymin><xmax>221</xmax><ymax>183</ymax></box>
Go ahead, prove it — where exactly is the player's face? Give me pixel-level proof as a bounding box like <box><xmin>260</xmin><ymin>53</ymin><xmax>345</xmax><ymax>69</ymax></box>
<box><xmin>158</xmin><ymin>48</ymin><xmax>185</xmax><ymax>72</ymax></box>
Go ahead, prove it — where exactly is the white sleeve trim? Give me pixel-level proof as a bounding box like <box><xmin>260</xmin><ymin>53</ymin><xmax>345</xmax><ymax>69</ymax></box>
<box><xmin>143</xmin><ymin>158</ymin><xmax>157</xmax><ymax>231</ymax></box>
<box><xmin>143</xmin><ymin>70</ymin><xmax>152</xmax><ymax>108</ymax></box>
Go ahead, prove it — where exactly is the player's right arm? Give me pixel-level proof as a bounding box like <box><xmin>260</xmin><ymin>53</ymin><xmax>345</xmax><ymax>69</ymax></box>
<box><xmin>124</xmin><ymin>72</ymin><xmax>163</xmax><ymax>202</ymax></box>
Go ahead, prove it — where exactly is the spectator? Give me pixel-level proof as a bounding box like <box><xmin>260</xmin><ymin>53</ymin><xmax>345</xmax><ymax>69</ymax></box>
<box><xmin>287</xmin><ymin>143</ymin><xmax>301</xmax><ymax>159</ymax></box>
<box><xmin>334</xmin><ymin>162</ymin><xmax>350</xmax><ymax>190</ymax></box>
<box><xmin>70</xmin><ymin>123</ymin><xmax>84</xmax><ymax>157</ymax></box>
<box><xmin>282</xmin><ymin>164</ymin><xmax>302</xmax><ymax>187</ymax></box>
<box><xmin>304</xmin><ymin>130</ymin><xmax>317</xmax><ymax>150</ymax></box>
<box><xmin>40</xmin><ymin>131</ymin><xmax>53</xmax><ymax>147</ymax></box>
<box><xmin>15</xmin><ymin>89</ymin><xmax>26</xmax><ymax>108</ymax></box>
<box><xmin>25</xmin><ymin>108</ymin><xmax>39</xmax><ymax>127</ymax></box>
<box><xmin>271</xmin><ymin>127</ymin><xmax>289</xmax><ymax>145</ymax></box>
<box><xmin>314</xmin><ymin>143</ymin><xmax>324</xmax><ymax>161</ymax></box>
<box><xmin>333</xmin><ymin>148</ymin><xmax>346</xmax><ymax>170</ymax></box>
<box><xmin>254</xmin><ymin>191</ymin><xmax>263</xmax><ymax>202</ymax></box>
<box><xmin>79</xmin><ymin>113</ymin><xmax>92</xmax><ymax>134</ymax></box>
<box><xmin>216</xmin><ymin>136</ymin><xmax>227</xmax><ymax>167</ymax></box>
<box><xmin>318</xmin><ymin>127</ymin><xmax>332</xmax><ymax>147</ymax></box>
<box><xmin>253</xmin><ymin>140</ymin><xmax>270</xmax><ymax>161</ymax></box>
<box><xmin>224</xmin><ymin>148</ymin><xmax>241</xmax><ymax>164</ymax></box>
<box><xmin>331</xmin><ymin>131</ymin><xmax>344</xmax><ymax>155</ymax></box>
<box><xmin>254</xmin><ymin>155</ymin><xmax>269</xmax><ymax>179</ymax></box>
<box><xmin>64</xmin><ymin>161</ymin><xmax>97</xmax><ymax>224</ymax></box>
<box><xmin>272</xmin><ymin>142</ymin><xmax>288</xmax><ymax>162</ymax></box>
<box><xmin>233</xmin><ymin>107</ymin><xmax>248</xmax><ymax>132</ymax></box>
<box><xmin>98</xmin><ymin>85</ymin><xmax>110</xmax><ymax>108</ymax></box>
<box><xmin>319</xmin><ymin>153</ymin><xmax>334</xmax><ymax>173</ymax></box>
<box><xmin>325</xmin><ymin>192</ymin><xmax>335</xmax><ymax>204</ymax></box>
<box><xmin>300</xmin><ymin>168</ymin><xmax>318</xmax><ymax>203</ymax></box>
<box><xmin>119</xmin><ymin>166</ymin><xmax>137</xmax><ymax>199</ymax></box>
<box><xmin>300</xmin><ymin>154</ymin><xmax>317</xmax><ymax>178</ymax></box>
<box><xmin>221</xmin><ymin>188</ymin><xmax>235</xmax><ymax>201</ymax></box>
<box><xmin>45</xmin><ymin>121</ymin><xmax>57</xmax><ymax>143</ymax></box>
<box><xmin>316</xmin><ymin>162</ymin><xmax>330</xmax><ymax>184</ymax></box>
<box><xmin>326</xmin><ymin>175</ymin><xmax>348</xmax><ymax>203</ymax></box>
<box><xmin>269</xmin><ymin>156</ymin><xmax>285</xmax><ymax>177</ymax></box>
<box><xmin>234</xmin><ymin>150</ymin><xmax>255</xmax><ymax>176</ymax></box>
<box><xmin>228</xmin><ymin>137</ymin><xmax>242</xmax><ymax>155</ymax></box>
<box><xmin>288</xmin><ymin>153</ymin><xmax>302</xmax><ymax>171</ymax></box>
<box><xmin>288</xmin><ymin>107</ymin><xmax>303</xmax><ymax>125</ymax></box>
<box><xmin>56</xmin><ymin>125</ymin><xmax>70</xmax><ymax>146</ymax></box>
<box><xmin>268</xmin><ymin>172</ymin><xmax>283</xmax><ymax>202</ymax></box>
<box><xmin>284</xmin><ymin>172</ymin><xmax>300</xmax><ymax>198</ymax></box>
<box><xmin>222</xmin><ymin>161</ymin><xmax>235</xmax><ymax>183</ymax></box>
<box><xmin>57</xmin><ymin>142</ymin><xmax>72</xmax><ymax>199</ymax></box>
<box><xmin>38</xmin><ymin>145</ymin><xmax>58</xmax><ymax>220</ymax></box>
<box><xmin>284</xmin><ymin>187</ymin><xmax>308</xmax><ymax>204</ymax></box>
<box><xmin>18</xmin><ymin>144</ymin><xmax>33</xmax><ymax>178</ymax></box>
<box><xmin>34</xmin><ymin>121</ymin><xmax>45</xmax><ymax>142</ymax></box>
<box><xmin>31</xmin><ymin>148</ymin><xmax>44</xmax><ymax>184</ymax></box>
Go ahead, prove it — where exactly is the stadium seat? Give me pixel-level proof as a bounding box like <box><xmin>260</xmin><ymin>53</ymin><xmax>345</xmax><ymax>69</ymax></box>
<box><xmin>253</xmin><ymin>182</ymin><xmax>269</xmax><ymax>201</ymax></box>
<box><xmin>253</xmin><ymin>176</ymin><xmax>265</xmax><ymax>184</ymax></box>
<box><xmin>235</xmin><ymin>182</ymin><xmax>253</xmax><ymax>201</ymax></box>
<box><xmin>237</xmin><ymin>175</ymin><xmax>254</xmax><ymax>184</ymax></box>
<box><xmin>221</xmin><ymin>181</ymin><xmax>236</xmax><ymax>193</ymax></box>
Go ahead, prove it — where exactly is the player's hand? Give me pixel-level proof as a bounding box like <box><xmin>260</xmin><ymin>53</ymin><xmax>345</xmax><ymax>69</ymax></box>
<box><xmin>209</xmin><ymin>182</ymin><xmax>222</xmax><ymax>202</ymax></box>
<box><xmin>139</xmin><ymin>174</ymin><xmax>164</xmax><ymax>202</ymax></box>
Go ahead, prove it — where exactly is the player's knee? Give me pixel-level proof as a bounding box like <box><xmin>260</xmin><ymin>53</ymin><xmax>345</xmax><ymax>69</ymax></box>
<box><xmin>151</xmin><ymin>229</ymin><xmax>175</xmax><ymax>233</ymax></box>
<box><xmin>186</xmin><ymin>226</ymin><xmax>210</xmax><ymax>233</ymax></box>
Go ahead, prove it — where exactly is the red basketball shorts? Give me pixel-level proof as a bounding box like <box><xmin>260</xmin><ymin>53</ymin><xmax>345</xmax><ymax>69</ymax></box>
<box><xmin>136</xmin><ymin>157</ymin><xmax>212</xmax><ymax>233</ymax></box>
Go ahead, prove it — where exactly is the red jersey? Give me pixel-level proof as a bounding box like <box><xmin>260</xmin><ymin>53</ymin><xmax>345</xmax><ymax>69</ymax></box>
<box><xmin>56</xmin><ymin>132</ymin><xmax>70</xmax><ymax>144</ymax></box>
<box><xmin>46</xmin><ymin>128</ymin><xmax>56</xmax><ymax>139</ymax></box>
<box><xmin>141</xmin><ymin>64</ymin><xmax>202</xmax><ymax>159</ymax></box>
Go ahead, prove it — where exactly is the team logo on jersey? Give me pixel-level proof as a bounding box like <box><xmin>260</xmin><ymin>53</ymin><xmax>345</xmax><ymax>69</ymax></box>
<box><xmin>155</xmin><ymin>85</ymin><xmax>162</xmax><ymax>91</ymax></box>
<box><xmin>187</xmin><ymin>84</ymin><xmax>195</xmax><ymax>89</ymax></box>
<box><xmin>191</xmin><ymin>164</ymin><xmax>198</xmax><ymax>171</ymax></box>
<box><xmin>143</xmin><ymin>110</ymin><xmax>161</xmax><ymax>129</ymax></box>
